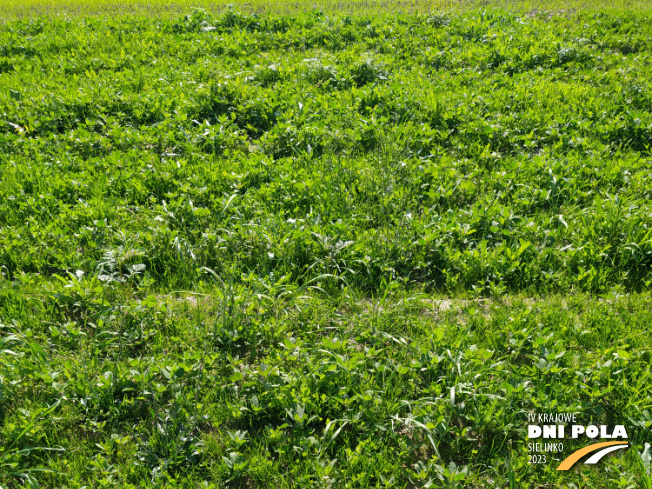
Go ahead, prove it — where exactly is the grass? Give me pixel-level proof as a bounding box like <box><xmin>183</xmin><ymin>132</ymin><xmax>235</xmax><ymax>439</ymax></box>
<box><xmin>1</xmin><ymin>0</ymin><xmax>652</xmax><ymax>18</ymax></box>
<box><xmin>1</xmin><ymin>3</ymin><xmax>652</xmax><ymax>488</ymax></box>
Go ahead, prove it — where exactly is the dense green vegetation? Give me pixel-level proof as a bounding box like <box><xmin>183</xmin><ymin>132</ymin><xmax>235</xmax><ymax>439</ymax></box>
<box><xmin>1</xmin><ymin>5</ymin><xmax>652</xmax><ymax>488</ymax></box>
<box><xmin>2</xmin><ymin>0</ymin><xmax>652</xmax><ymax>19</ymax></box>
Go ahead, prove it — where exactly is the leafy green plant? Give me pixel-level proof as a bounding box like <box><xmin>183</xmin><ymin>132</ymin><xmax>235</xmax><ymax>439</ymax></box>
<box><xmin>0</xmin><ymin>5</ymin><xmax>651</xmax><ymax>488</ymax></box>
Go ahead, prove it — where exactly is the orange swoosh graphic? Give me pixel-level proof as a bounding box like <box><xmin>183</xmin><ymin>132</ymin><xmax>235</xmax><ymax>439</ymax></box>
<box><xmin>557</xmin><ymin>441</ymin><xmax>629</xmax><ymax>470</ymax></box>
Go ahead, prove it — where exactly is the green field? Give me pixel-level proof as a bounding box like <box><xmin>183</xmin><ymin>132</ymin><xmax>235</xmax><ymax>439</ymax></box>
<box><xmin>1</xmin><ymin>2</ymin><xmax>652</xmax><ymax>487</ymax></box>
<box><xmin>2</xmin><ymin>0</ymin><xmax>652</xmax><ymax>18</ymax></box>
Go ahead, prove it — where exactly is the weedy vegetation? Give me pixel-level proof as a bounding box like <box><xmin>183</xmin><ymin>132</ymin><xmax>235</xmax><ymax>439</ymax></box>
<box><xmin>1</xmin><ymin>1</ymin><xmax>652</xmax><ymax>487</ymax></box>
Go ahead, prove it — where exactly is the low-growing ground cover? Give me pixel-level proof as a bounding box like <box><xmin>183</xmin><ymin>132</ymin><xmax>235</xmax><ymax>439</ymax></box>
<box><xmin>1</xmin><ymin>4</ymin><xmax>652</xmax><ymax>488</ymax></box>
<box><xmin>2</xmin><ymin>0</ymin><xmax>652</xmax><ymax>20</ymax></box>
